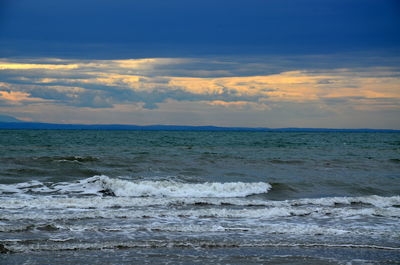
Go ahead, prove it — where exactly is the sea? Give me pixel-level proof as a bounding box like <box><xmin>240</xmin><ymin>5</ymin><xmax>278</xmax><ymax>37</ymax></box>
<box><xmin>0</xmin><ymin>130</ymin><xmax>399</xmax><ymax>264</ymax></box>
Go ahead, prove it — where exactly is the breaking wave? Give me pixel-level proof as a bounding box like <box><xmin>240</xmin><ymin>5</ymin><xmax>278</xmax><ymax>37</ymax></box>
<box><xmin>0</xmin><ymin>175</ymin><xmax>271</xmax><ymax>198</ymax></box>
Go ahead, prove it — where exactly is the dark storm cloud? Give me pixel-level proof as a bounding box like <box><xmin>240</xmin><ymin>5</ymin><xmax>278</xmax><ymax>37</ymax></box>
<box><xmin>0</xmin><ymin>0</ymin><xmax>399</xmax><ymax>58</ymax></box>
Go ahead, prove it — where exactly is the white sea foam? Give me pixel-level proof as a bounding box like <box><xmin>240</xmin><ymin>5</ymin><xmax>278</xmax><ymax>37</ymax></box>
<box><xmin>1</xmin><ymin>191</ymin><xmax>399</xmax><ymax>211</ymax></box>
<box><xmin>1</xmin><ymin>177</ymin><xmax>399</xmax><ymax>255</ymax></box>
<box><xmin>296</xmin><ymin>195</ymin><xmax>400</xmax><ymax>208</ymax></box>
<box><xmin>3</xmin><ymin>238</ymin><xmax>399</xmax><ymax>253</ymax></box>
<box><xmin>0</xmin><ymin>175</ymin><xmax>272</xmax><ymax>198</ymax></box>
<box><xmin>3</xmin><ymin>176</ymin><xmax>399</xmax><ymax>210</ymax></box>
<box><xmin>1</xmin><ymin>177</ymin><xmax>400</xmax><ymax>237</ymax></box>
<box><xmin>1</xmin><ymin>200</ymin><xmax>400</xmax><ymax>222</ymax></box>
<box><xmin>0</xmin><ymin>184</ymin><xmax>21</xmax><ymax>194</ymax></box>
<box><xmin>0</xmin><ymin>222</ymin><xmax>352</xmax><ymax>236</ymax></box>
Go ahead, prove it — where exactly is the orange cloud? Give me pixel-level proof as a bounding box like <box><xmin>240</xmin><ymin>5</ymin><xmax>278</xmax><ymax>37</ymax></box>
<box><xmin>168</xmin><ymin>72</ymin><xmax>325</xmax><ymax>101</ymax></box>
<box><xmin>0</xmin><ymin>63</ymin><xmax>79</xmax><ymax>70</ymax></box>
<box><xmin>0</xmin><ymin>91</ymin><xmax>50</xmax><ymax>103</ymax></box>
<box><xmin>0</xmin><ymin>58</ymin><xmax>399</xmax><ymax>112</ymax></box>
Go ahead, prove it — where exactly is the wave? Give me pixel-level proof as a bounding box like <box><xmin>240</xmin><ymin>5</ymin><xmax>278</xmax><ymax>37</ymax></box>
<box><xmin>269</xmin><ymin>159</ymin><xmax>305</xmax><ymax>165</ymax></box>
<box><xmin>0</xmin><ymin>175</ymin><xmax>271</xmax><ymax>198</ymax></box>
<box><xmin>35</xmin><ymin>156</ymin><xmax>100</xmax><ymax>163</ymax></box>
<box><xmin>2</xmin><ymin>239</ymin><xmax>399</xmax><ymax>253</ymax></box>
<box><xmin>1</xmin><ymin>193</ymin><xmax>399</xmax><ymax>222</ymax></box>
<box><xmin>2</xmin><ymin>201</ymin><xmax>399</xmax><ymax>222</ymax></box>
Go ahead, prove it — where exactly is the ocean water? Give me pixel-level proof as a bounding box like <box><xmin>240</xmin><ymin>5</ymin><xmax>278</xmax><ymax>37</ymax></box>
<box><xmin>0</xmin><ymin>130</ymin><xmax>399</xmax><ymax>264</ymax></box>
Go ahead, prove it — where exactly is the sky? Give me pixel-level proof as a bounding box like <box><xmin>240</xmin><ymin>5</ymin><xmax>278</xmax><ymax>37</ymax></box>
<box><xmin>0</xmin><ymin>0</ymin><xmax>399</xmax><ymax>128</ymax></box>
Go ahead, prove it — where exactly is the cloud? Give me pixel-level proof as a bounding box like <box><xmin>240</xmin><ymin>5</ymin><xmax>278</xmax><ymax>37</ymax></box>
<box><xmin>0</xmin><ymin>56</ymin><xmax>399</xmax><ymax>128</ymax></box>
<box><xmin>0</xmin><ymin>89</ymin><xmax>52</xmax><ymax>105</ymax></box>
<box><xmin>1</xmin><ymin>0</ymin><xmax>399</xmax><ymax>59</ymax></box>
<box><xmin>1</xmin><ymin>58</ymin><xmax>400</xmax><ymax>109</ymax></box>
<box><xmin>0</xmin><ymin>62</ymin><xmax>80</xmax><ymax>70</ymax></box>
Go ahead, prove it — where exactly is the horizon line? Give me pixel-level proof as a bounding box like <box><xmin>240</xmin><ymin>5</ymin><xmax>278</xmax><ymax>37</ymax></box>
<box><xmin>0</xmin><ymin>121</ymin><xmax>399</xmax><ymax>132</ymax></box>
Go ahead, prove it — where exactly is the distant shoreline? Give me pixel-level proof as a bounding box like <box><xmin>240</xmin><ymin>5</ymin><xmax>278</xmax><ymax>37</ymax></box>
<box><xmin>0</xmin><ymin>122</ymin><xmax>398</xmax><ymax>132</ymax></box>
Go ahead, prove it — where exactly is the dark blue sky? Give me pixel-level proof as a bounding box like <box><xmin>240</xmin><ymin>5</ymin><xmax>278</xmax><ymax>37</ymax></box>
<box><xmin>1</xmin><ymin>0</ymin><xmax>399</xmax><ymax>58</ymax></box>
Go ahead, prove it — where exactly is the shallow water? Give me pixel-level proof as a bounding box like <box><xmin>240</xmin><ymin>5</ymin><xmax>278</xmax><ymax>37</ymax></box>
<box><xmin>0</xmin><ymin>130</ymin><xmax>399</xmax><ymax>264</ymax></box>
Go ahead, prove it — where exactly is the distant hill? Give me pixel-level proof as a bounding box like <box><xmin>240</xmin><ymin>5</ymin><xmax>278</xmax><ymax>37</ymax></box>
<box><xmin>0</xmin><ymin>122</ymin><xmax>265</xmax><ymax>131</ymax></box>
<box><xmin>0</xmin><ymin>115</ymin><xmax>22</xmax><ymax>123</ymax></box>
<box><xmin>0</xmin><ymin>121</ymin><xmax>398</xmax><ymax>132</ymax></box>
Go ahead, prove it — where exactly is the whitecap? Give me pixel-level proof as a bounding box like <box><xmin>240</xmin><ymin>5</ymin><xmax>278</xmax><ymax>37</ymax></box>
<box><xmin>52</xmin><ymin>175</ymin><xmax>272</xmax><ymax>198</ymax></box>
